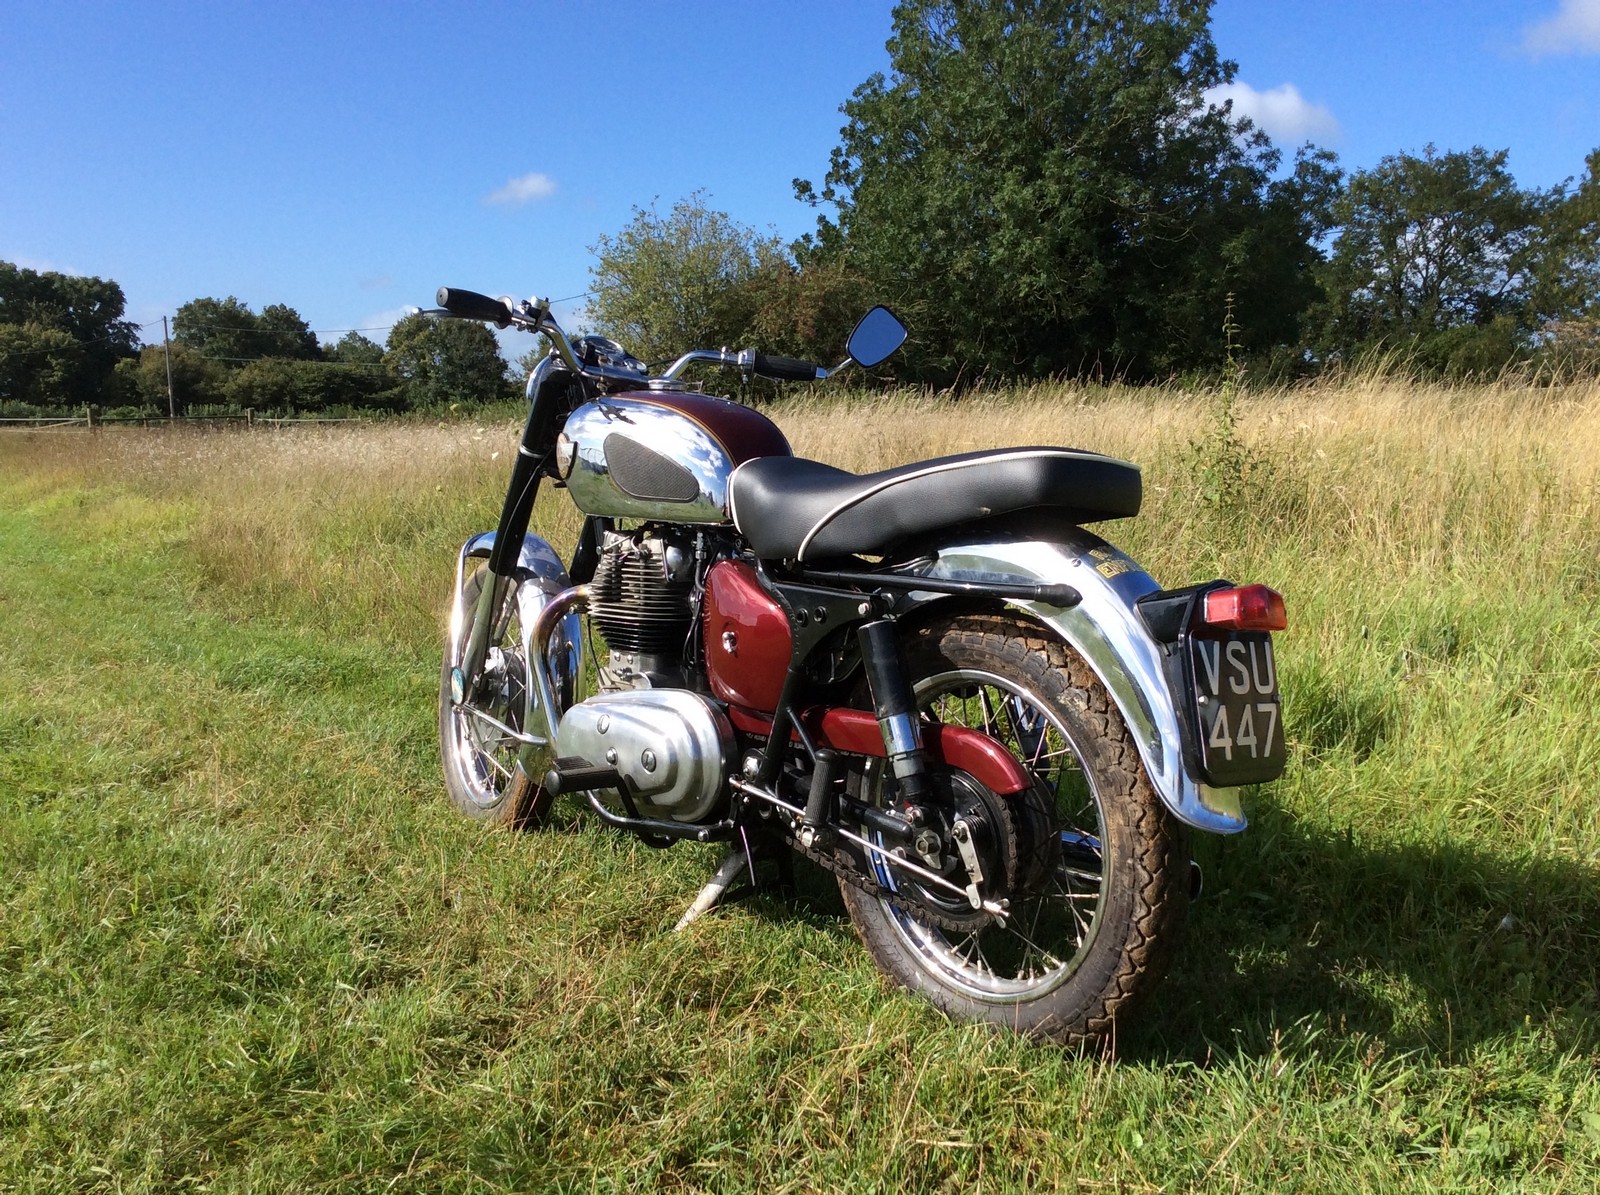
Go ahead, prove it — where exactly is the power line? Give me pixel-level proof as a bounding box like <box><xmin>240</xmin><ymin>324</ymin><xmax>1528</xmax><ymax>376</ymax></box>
<box><xmin>198</xmin><ymin>356</ymin><xmax>393</xmax><ymax>370</ymax></box>
<box><xmin>0</xmin><ymin>325</ymin><xmax>149</xmax><ymax>362</ymax></box>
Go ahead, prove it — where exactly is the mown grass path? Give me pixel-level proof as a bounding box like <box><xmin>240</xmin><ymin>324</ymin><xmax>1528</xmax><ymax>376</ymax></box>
<box><xmin>3</xmin><ymin>411</ymin><xmax>1599</xmax><ymax>1191</ymax></box>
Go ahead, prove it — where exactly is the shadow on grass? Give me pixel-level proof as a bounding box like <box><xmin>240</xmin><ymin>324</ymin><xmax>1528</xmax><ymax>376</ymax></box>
<box><xmin>543</xmin><ymin>793</ymin><xmax>1600</xmax><ymax>1061</ymax></box>
<box><xmin>1137</xmin><ymin>800</ymin><xmax>1600</xmax><ymax>1062</ymax></box>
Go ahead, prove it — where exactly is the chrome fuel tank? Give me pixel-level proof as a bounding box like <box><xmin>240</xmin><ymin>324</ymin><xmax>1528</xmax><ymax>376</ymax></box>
<box><xmin>557</xmin><ymin>392</ymin><xmax>792</xmax><ymax>523</ymax></box>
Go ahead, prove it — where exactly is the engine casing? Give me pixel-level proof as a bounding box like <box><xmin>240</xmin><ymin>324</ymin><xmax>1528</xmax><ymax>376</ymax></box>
<box><xmin>552</xmin><ymin>689</ymin><xmax>734</xmax><ymax>822</ymax></box>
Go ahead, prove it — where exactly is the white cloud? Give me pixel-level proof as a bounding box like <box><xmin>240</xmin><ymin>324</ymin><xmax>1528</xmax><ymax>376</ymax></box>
<box><xmin>1205</xmin><ymin>81</ymin><xmax>1342</xmax><ymax>145</ymax></box>
<box><xmin>1521</xmin><ymin>0</ymin><xmax>1600</xmax><ymax>57</ymax></box>
<box><xmin>358</xmin><ymin>306</ymin><xmax>421</xmax><ymax>337</ymax></box>
<box><xmin>484</xmin><ymin>172</ymin><xmax>558</xmax><ymax>207</ymax></box>
<box><xmin>6</xmin><ymin>253</ymin><xmax>83</xmax><ymax>276</ymax></box>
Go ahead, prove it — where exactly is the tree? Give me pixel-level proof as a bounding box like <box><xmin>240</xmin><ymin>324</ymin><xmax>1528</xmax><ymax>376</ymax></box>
<box><xmin>1315</xmin><ymin>146</ymin><xmax>1549</xmax><ymax>371</ymax></box>
<box><xmin>172</xmin><ymin>297</ymin><xmax>320</xmax><ymax>363</ymax></box>
<box><xmin>743</xmin><ymin>254</ymin><xmax>875</xmax><ymax>367</ymax></box>
<box><xmin>112</xmin><ymin>343</ymin><xmax>227</xmax><ymax>414</ymax></box>
<box><xmin>1534</xmin><ymin>148</ymin><xmax>1600</xmax><ymax>325</ymax></box>
<box><xmin>256</xmin><ymin>303</ymin><xmax>320</xmax><ymax>360</ymax></box>
<box><xmin>225</xmin><ymin>357</ymin><xmax>400</xmax><ymax>413</ymax></box>
<box><xmin>327</xmin><ymin>331</ymin><xmax>386</xmax><ymax>365</ymax></box>
<box><xmin>588</xmin><ymin>192</ymin><xmax>790</xmax><ymax>364</ymax></box>
<box><xmin>794</xmin><ymin>0</ymin><xmax>1332</xmax><ymax>382</ymax></box>
<box><xmin>173</xmin><ymin>296</ymin><xmax>261</xmax><ymax>364</ymax></box>
<box><xmin>0</xmin><ymin>261</ymin><xmax>139</xmax><ymax>406</ymax></box>
<box><xmin>384</xmin><ymin>313</ymin><xmax>509</xmax><ymax>407</ymax></box>
<box><xmin>0</xmin><ymin>323</ymin><xmax>76</xmax><ymax>407</ymax></box>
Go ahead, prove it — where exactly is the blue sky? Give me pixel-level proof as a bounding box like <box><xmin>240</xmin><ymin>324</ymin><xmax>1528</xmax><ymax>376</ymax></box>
<box><xmin>3</xmin><ymin>1</ymin><xmax>1596</xmax><ymax>351</ymax></box>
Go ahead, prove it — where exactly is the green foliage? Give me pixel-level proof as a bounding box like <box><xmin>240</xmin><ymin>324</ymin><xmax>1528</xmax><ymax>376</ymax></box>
<box><xmin>0</xmin><ymin>260</ymin><xmax>139</xmax><ymax>406</ymax></box>
<box><xmin>173</xmin><ymin>295</ymin><xmax>322</xmax><ymax>363</ymax></box>
<box><xmin>587</xmin><ymin>191</ymin><xmax>791</xmax><ymax>363</ymax></box>
<box><xmin>1314</xmin><ymin>146</ymin><xmax>1550</xmax><ymax>371</ymax></box>
<box><xmin>172</xmin><ymin>295</ymin><xmax>264</xmax><ymax>362</ymax></box>
<box><xmin>257</xmin><ymin>302</ymin><xmax>322</xmax><ymax>360</ymax></box>
<box><xmin>113</xmin><ymin>342</ymin><xmax>228</xmax><ymax>414</ymax></box>
<box><xmin>1533</xmin><ymin>148</ymin><xmax>1600</xmax><ymax>327</ymax></box>
<box><xmin>743</xmin><ymin>254</ymin><xmax>876</xmax><ymax>367</ymax></box>
<box><xmin>383</xmin><ymin>312</ymin><xmax>510</xmax><ymax>408</ymax></box>
<box><xmin>225</xmin><ymin>357</ymin><xmax>403</xmax><ymax>414</ymax></box>
<box><xmin>795</xmin><ymin>0</ymin><xmax>1333</xmax><ymax>383</ymax></box>
<box><xmin>0</xmin><ymin>322</ymin><xmax>77</xmax><ymax>407</ymax></box>
<box><xmin>327</xmin><ymin>330</ymin><xmax>386</xmax><ymax>365</ymax></box>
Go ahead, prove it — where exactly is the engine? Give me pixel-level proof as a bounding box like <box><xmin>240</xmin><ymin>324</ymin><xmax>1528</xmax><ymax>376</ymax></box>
<box><xmin>590</xmin><ymin>526</ymin><xmax>699</xmax><ymax>691</ymax></box>
<box><xmin>558</xmin><ymin>526</ymin><xmax>733</xmax><ymax>823</ymax></box>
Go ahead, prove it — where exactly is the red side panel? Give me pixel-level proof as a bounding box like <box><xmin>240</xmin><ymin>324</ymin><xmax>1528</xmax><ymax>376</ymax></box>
<box><xmin>727</xmin><ymin>705</ymin><xmax>1029</xmax><ymax>796</ymax></box>
<box><xmin>807</xmin><ymin>708</ymin><xmax>1030</xmax><ymax>795</ymax></box>
<box><xmin>703</xmin><ymin>560</ymin><xmax>792</xmax><ymax>713</ymax></box>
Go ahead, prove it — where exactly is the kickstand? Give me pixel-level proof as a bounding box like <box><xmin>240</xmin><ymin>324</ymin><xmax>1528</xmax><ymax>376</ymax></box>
<box><xmin>673</xmin><ymin>850</ymin><xmax>752</xmax><ymax>932</ymax></box>
<box><xmin>672</xmin><ymin>831</ymin><xmax>796</xmax><ymax>932</ymax></box>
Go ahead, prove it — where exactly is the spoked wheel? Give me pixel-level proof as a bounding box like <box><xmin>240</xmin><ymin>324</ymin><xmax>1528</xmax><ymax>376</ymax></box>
<box><xmin>438</xmin><ymin>565</ymin><xmax>552</xmax><ymax>828</ymax></box>
<box><xmin>840</xmin><ymin>612</ymin><xmax>1189</xmax><ymax>1045</ymax></box>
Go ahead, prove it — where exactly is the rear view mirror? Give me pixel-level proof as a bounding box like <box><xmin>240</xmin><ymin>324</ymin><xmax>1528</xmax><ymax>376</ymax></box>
<box><xmin>846</xmin><ymin>306</ymin><xmax>907</xmax><ymax>369</ymax></box>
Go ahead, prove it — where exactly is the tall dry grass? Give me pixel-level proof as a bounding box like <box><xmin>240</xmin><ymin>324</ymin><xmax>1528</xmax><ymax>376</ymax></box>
<box><xmin>4</xmin><ymin>376</ymin><xmax>1598</xmax><ymax>653</ymax></box>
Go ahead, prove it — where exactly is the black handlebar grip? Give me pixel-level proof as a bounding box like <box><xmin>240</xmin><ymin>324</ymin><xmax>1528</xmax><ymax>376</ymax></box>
<box><xmin>436</xmin><ymin>287</ymin><xmax>513</xmax><ymax>327</ymax></box>
<box><xmin>753</xmin><ymin>353</ymin><xmax>822</xmax><ymax>382</ymax></box>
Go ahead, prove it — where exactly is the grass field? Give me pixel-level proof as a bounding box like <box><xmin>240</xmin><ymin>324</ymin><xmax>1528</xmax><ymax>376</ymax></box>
<box><xmin>3</xmin><ymin>378</ymin><xmax>1599</xmax><ymax>1192</ymax></box>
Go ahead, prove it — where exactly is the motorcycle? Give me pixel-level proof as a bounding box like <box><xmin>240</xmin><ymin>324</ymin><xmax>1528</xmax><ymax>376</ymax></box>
<box><xmin>433</xmin><ymin>286</ymin><xmax>1286</xmax><ymax>1045</ymax></box>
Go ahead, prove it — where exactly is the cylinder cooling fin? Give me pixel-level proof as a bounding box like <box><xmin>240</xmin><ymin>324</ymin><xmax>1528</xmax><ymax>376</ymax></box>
<box><xmin>589</xmin><ymin>529</ymin><xmax>697</xmax><ymax>656</ymax></box>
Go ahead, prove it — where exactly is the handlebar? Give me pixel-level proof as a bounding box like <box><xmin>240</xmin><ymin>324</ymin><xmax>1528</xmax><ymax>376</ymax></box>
<box><xmin>436</xmin><ymin>287</ymin><xmax>514</xmax><ymax>327</ymax></box>
<box><xmin>429</xmin><ymin>285</ymin><xmax>834</xmax><ymax>390</ymax></box>
<box><xmin>754</xmin><ymin>353</ymin><xmax>823</xmax><ymax>382</ymax></box>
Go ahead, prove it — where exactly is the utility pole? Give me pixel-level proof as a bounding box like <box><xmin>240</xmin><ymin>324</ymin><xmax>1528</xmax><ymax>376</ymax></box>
<box><xmin>162</xmin><ymin>315</ymin><xmax>175</xmax><ymax>419</ymax></box>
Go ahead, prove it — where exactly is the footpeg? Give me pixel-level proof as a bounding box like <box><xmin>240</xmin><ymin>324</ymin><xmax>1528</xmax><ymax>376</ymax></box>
<box><xmin>543</xmin><ymin>756</ymin><xmax>624</xmax><ymax>795</ymax></box>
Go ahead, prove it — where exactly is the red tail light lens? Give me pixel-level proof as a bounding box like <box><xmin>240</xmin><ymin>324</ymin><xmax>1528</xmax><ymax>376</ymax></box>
<box><xmin>1202</xmin><ymin>585</ymin><xmax>1286</xmax><ymax>632</ymax></box>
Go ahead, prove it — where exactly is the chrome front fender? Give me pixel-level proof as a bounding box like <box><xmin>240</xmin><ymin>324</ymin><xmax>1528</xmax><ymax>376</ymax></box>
<box><xmin>448</xmin><ymin>531</ymin><xmax>582</xmax><ymax>775</ymax></box>
<box><xmin>915</xmin><ymin>531</ymin><xmax>1247</xmax><ymax>835</ymax></box>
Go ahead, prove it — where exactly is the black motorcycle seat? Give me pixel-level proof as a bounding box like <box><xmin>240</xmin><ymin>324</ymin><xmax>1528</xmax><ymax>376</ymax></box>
<box><xmin>727</xmin><ymin>447</ymin><xmax>1141</xmax><ymax>563</ymax></box>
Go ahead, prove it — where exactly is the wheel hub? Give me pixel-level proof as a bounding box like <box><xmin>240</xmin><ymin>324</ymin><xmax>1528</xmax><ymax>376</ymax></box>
<box><xmin>902</xmin><ymin>772</ymin><xmax>1019</xmax><ymax>933</ymax></box>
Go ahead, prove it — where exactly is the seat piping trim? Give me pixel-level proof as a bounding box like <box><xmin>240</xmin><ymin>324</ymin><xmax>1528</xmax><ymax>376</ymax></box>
<box><xmin>793</xmin><ymin>448</ymin><xmax>1119</xmax><ymax>562</ymax></box>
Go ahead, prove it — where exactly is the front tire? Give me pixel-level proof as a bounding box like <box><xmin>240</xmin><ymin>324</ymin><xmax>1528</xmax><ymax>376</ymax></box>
<box><xmin>438</xmin><ymin>565</ymin><xmax>552</xmax><ymax>829</ymax></box>
<box><xmin>841</xmin><ymin>612</ymin><xmax>1189</xmax><ymax>1046</ymax></box>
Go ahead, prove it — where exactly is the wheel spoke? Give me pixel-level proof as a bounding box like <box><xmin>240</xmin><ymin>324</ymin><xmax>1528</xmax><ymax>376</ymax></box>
<box><xmin>976</xmin><ymin>685</ymin><xmax>1001</xmax><ymax>739</ymax></box>
<box><xmin>861</xmin><ymin>657</ymin><xmax>1122</xmax><ymax>1003</ymax></box>
<box><xmin>995</xmin><ymin>918</ymin><xmax>1064</xmax><ymax>974</ymax></box>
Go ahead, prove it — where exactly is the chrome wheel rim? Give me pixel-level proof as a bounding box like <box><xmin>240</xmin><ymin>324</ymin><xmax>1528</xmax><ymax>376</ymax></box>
<box><xmin>873</xmin><ymin>667</ymin><xmax>1108</xmax><ymax>1003</ymax></box>
<box><xmin>447</xmin><ymin>610</ymin><xmax>529</xmax><ymax>812</ymax></box>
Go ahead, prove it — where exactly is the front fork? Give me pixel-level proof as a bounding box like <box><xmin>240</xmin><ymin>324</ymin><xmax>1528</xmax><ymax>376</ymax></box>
<box><xmin>446</xmin><ymin>532</ymin><xmax>582</xmax><ymax>789</ymax></box>
<box><xmin>456</xmin><ymin>447</ymin><xmax>545</xmax><ymax>689</ymax></box>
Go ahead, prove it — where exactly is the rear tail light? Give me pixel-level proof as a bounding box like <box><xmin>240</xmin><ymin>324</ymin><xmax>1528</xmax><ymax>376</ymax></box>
<box><xmin>1202</xmin><ymin>585</ymin><xmax>1286</xmax><ymax>632</ymax></box>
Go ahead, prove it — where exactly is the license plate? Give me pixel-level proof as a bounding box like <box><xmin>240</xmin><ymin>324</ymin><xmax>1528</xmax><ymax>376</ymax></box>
<box><xmin>1187</xmin><ymin>631</ymin><xmax>1284</xmax><ymax>786</ymax></box>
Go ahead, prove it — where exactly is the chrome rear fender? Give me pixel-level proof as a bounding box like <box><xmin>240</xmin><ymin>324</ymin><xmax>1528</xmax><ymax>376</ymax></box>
<box><xmin>913</xmin><ymin>530</ymin><xmax>1247</xmax><ymax>835</ymax></box>
<box><xmin>449</xmin><ymin>531</ymin><xmax>582</xmax><ymax>776</ymax></box>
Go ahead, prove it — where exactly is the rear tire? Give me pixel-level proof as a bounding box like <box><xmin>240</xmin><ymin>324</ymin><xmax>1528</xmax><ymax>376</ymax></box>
<box><xmin>438</xmin><ymin>565</ymin><xmax>553</xmax><ymax>829</ymax></box>
<box><xmin>841</xmin><ymin>612</ymin><xmax>1189</xmax><ymax>1046</ymax></box>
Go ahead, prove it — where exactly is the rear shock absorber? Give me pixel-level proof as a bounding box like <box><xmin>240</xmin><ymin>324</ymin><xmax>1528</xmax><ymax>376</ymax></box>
<box><xmin>856</xmin><ymin>618</ymin><xmax>932</xmax><ymax>804</ymax></box>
